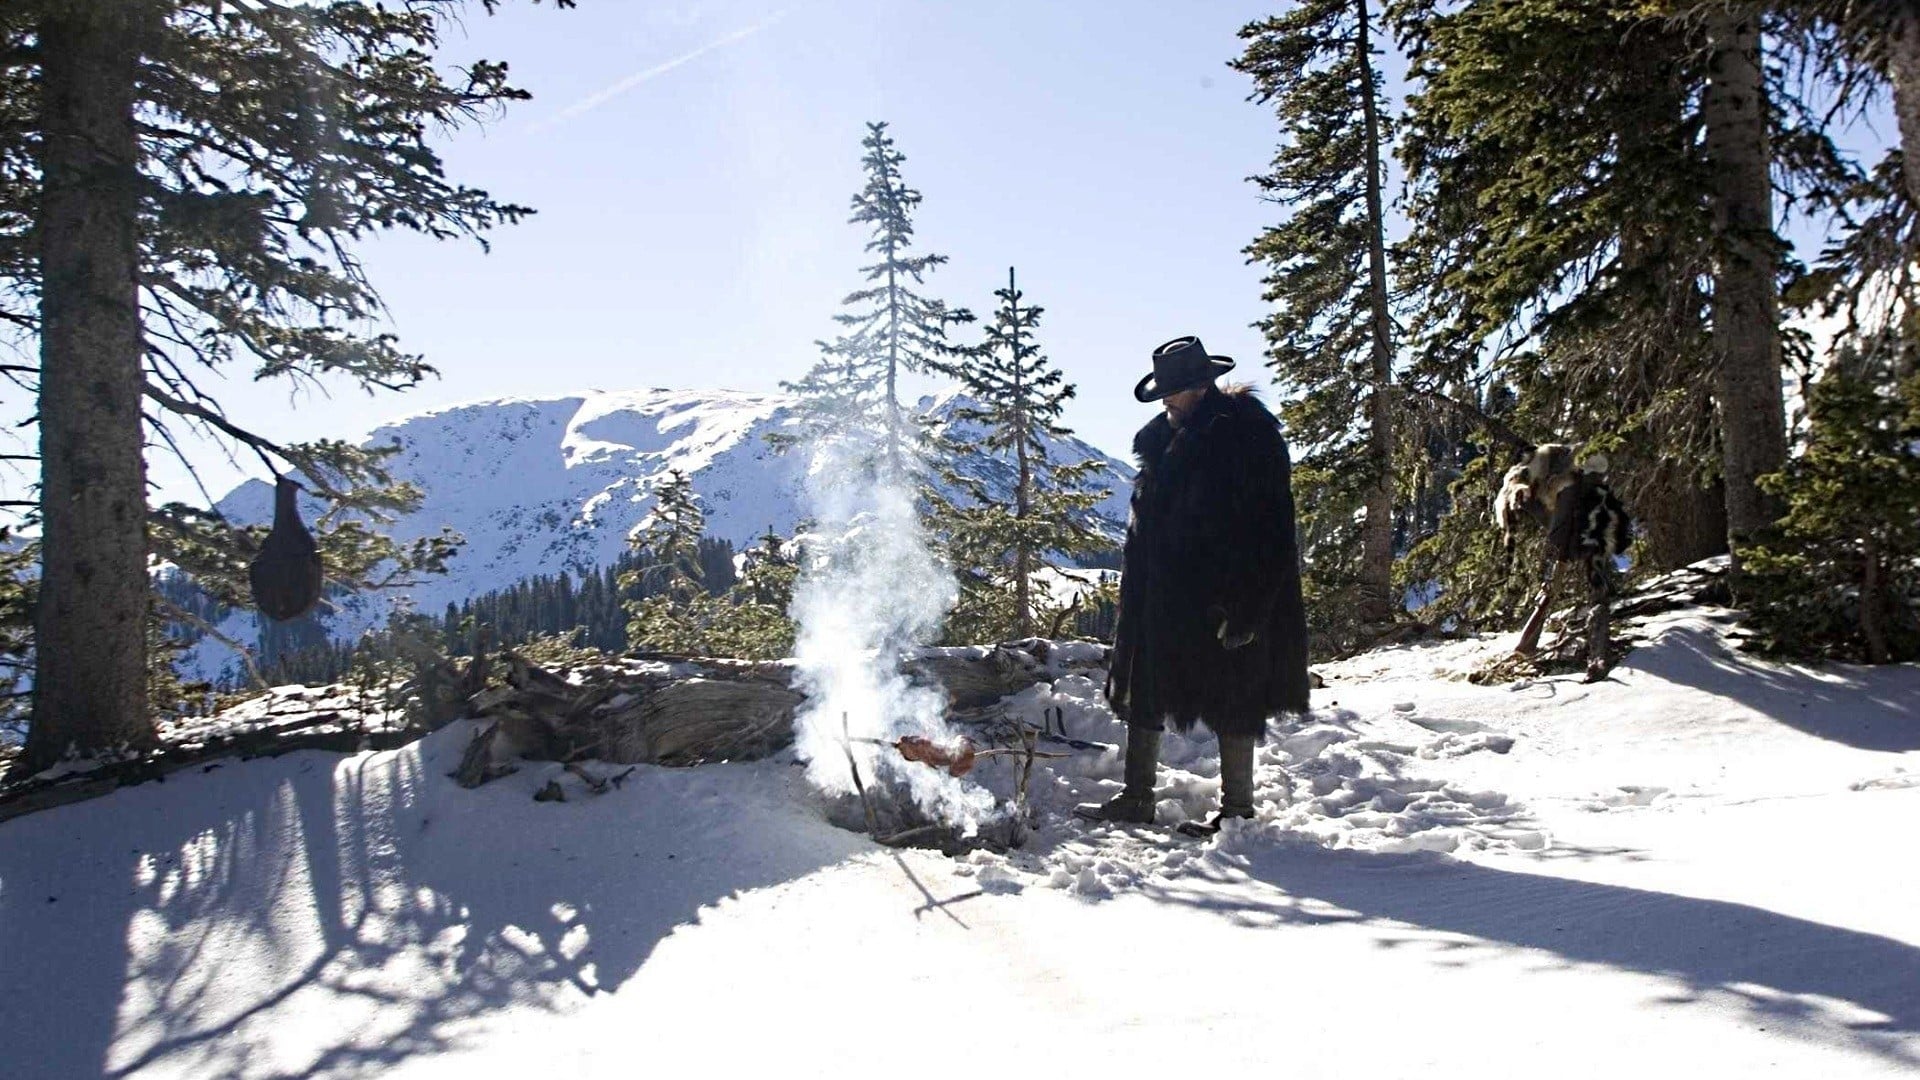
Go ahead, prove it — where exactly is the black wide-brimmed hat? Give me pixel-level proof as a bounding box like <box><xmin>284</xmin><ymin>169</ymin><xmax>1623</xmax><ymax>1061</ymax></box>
<box><xmin>1134</xmin><ymin>335</ymin><xmax>1235</xmax><ymax>402</ymax></box>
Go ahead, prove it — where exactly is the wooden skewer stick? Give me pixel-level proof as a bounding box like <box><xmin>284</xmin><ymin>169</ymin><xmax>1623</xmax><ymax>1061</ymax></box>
<box><xmin>849</xmin><ymin>735</ymin><xmax>1068</xmax><ymax>762</ymax></box>
<box><xmin>841</xmin><ymin>713</ymin><xmax>882</xmax><ymax>838</ymax></box>
<box><xmin>876</xmin><ymin>824</ymin><xmax>946</xmax><ymax>847</ymax></box>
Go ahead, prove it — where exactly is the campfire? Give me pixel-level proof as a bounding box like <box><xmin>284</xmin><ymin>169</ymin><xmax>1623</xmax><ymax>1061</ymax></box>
<box><xmin>838</xmin><ymin>709</ymin><xmax>1087</xmax><ymax>851</ymax></box>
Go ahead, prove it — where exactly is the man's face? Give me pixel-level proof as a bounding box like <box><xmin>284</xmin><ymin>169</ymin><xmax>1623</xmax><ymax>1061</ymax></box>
<box><xmin>1163</xmin><ymin>386</ymin><xmax>1208</xmax><ymax>425</ymax></box>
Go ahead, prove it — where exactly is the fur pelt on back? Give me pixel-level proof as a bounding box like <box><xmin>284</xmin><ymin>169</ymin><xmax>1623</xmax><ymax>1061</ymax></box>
<box><xmin>1105</xmin><ymin>385</ymin><xmax>1311</xmax><ymax>737</ymax></box>
<box><xmin>1547</xmin><ymin>472</ymin><xmax>1632</xmax><ymax>587</ymax></box>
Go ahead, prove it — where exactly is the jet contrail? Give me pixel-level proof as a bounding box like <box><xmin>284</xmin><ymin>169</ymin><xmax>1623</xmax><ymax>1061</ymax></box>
<box><xmin>535</xmin><ymin>10</ymin><xmax>788</xmax><ymax>130</ymax></box>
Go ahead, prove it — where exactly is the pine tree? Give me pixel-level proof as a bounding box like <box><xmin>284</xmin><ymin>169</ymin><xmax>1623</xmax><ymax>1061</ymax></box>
<box><xmin>936</xmin><ymin>269</ymin><xmax>1109</xmax><ymax>642</ymax></box>
<box><xmin>779</xmin><ymin>122</ymin><xmax>971</xmax><ymax>479</ymax></box>
<box><xmin>1234</xmin><ymin>0</ymin><xmax>1403</xmax><ymax>631</ymax></box>
<box><xmin>1396</xmin><ymin>0</ymin><xmax>1716</xmax><ymax>576</ymax></box>
<box><xmin>1745</xmin><ymin>76</ymin><xmax>1920</xmax><ymax>662</ymax></box>
<box><xmin>615</xmin><ymin>482</ymin><xmax>802</xmax><ymax>659</ymax></box>
<box><xmin>736</xmin><ymin>525</ymin><xmax>797</xmax><ymax>611</ymax></box>
<box><xmin>703</xmin><ymin>526</ymin><xmax>797</xmax><ymax>660</ymax></box>
<box><xmin>2</xmin><ymin>0</ymin><xmax>567</xmax><ymax>772</ymax></box>
<box><xmin>1745</xmin><ymin>343</ymin><xmax>1920</xmax><ymax>662</ymax></box>
<box><xmin>698</xmin><ymin>535</ymin><xmax>739</xmax><ymax>594</ymax></box>
<box><xmin>621</xmin><ymin>470</ymin><xmax>709</xmax><ymax>652</ymax></box>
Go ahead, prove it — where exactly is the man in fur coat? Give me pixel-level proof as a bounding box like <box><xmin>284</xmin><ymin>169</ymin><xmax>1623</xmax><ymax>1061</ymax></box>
<box><xmin>1080</xmin><ymin>336</ymin><xmax>1312</xmax><ymax>835</ymax></box>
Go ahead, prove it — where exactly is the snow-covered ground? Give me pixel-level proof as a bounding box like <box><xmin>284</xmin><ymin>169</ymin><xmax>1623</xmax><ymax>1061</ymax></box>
<box><xmin>4</xmin><ymin>612</ymin><xmax>1918</xmax><ymax>1078</ymax></box>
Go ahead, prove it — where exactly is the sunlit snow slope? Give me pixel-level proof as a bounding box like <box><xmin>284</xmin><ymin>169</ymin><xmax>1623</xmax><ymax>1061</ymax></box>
<box><xmin>4</xmin><ymin>610</ymin><xmax>1916</xmax><ymax>1078</ymax></box>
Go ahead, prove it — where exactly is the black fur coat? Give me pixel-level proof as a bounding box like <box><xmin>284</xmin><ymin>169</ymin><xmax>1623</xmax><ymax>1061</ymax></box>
<box><xmin>1105</xmin><ymin>386</ymin><xmax>1311</xmax><ymax>737</ymax></box>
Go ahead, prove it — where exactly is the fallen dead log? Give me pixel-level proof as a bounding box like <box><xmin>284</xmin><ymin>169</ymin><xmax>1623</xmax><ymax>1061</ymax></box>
<box><xmin>902</xmin><ymin>645</ymin><xmax>1048</xmax><ymax>709</ymax></box>
<box><xmin>601</xmin><ymin>677</ymin><xmax>805</xmax><ymax>765</ymax></box>
<box><xmin>452</xmin><ymin>721</ymin><xmax>514</xmax><ymax>788</ymax></box>
<box><xmin>469</xmin><ymin>640</ymin><xmax>1110</xmax><ymax>770</ymax></box>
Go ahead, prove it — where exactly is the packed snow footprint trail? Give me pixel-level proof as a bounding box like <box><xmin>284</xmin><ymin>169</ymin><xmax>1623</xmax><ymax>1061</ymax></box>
<box><xmin>942</xmin><ymin>677</ymin><xmax>1544</xmax><ymax>899</ymax></box>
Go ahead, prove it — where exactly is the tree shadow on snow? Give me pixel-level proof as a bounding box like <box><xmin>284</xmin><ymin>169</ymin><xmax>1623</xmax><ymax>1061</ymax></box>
<box><xmin>0</xmin><ymin>725</ymin><xmax>863</xmax><ymax>1080</ymax></box>
<box><xmin>1141</xmin><ymin>844</ymin><xmax>1920</xmax><ymax>1067</ymax></box>
<box><xmin>1624</xmin><ymin>623</ymin><xmax>1920</xmax><ymax>752</ymax></box>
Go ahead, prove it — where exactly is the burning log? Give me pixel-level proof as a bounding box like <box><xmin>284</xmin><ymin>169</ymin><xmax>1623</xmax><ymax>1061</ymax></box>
<box><xmin>841</xmin><ymin>724</ymin><xmax>1070</xmax><ymax>852</ymax></box>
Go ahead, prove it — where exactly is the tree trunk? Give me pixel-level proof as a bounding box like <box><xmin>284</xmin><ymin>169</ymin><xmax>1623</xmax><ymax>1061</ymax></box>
<box><xmin>884</xmin><ymin>249</ymin><xmax>903</xmax><ymax>482</ymax></box>
<box><xmin>1860</xmin><ymin>535</ymin><xmax>1889</xmax><ymax>664</ymax></box>
<box><xmin>1887</xmin><ymin>6</ymin><xmax>1920</xmax><ymax>209</ymax></box>
<box><xmin>1009</xmin><ymin>268</ymin><xmax>1033</xmax><ymax>640</ymax></box>
<box><xmin>1702</xmin><ymin>8</ymin><xmax>1787</xmax><ymax>561</ymax></box>
<box><xmin>25</xmin><ymin>1</ymin><xmax>154</xmax><ymax>772</ymax></box>
<box><xmin>1356</xmin><ymin>0</ymin><xmax>1396</xmax><ymax>623</ymax></box>
<box><xmin>1636</xmin><ymin>467</ymin><xmax>1729</xmax><ymax>570</ymax></box>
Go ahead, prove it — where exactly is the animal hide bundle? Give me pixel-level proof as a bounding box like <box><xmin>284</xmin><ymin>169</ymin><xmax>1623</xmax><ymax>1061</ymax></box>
<box><xmin>1547</xmin><ymin>473</ymin><xmax>1632</xmax><ymax>586</ymax></box>
<box><xmin>1495</xmin><ymin>444</ymin><xmax>1630</xmax><ymax>566</ymax></box>
<box><xmin>1493</xmin><ymin>443</ymin><xmax>1580</xmax><ymax>551</ymax></box>
<box><xmin>249</xmin><ymin>476</ymin><xmax>324</xmax><ymax>622</ymax></box>
<box><xmin>1105</xmin><ymin>385</ymin><xmax>1311</xmax><ymax>738</ymax></box>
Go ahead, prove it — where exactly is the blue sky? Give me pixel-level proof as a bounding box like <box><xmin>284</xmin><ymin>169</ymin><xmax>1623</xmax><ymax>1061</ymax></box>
<box><xmin>126</xmin><ymin>0</ymin><xmax>1296</xmax><ymax>505</ymax></box>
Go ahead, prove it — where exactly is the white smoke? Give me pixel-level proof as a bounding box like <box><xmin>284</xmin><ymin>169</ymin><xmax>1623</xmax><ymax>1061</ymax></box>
<box><xmin>787</xmin><ymin>437</ymin><xmax>1000</xmax><ymax>835</ymax></box>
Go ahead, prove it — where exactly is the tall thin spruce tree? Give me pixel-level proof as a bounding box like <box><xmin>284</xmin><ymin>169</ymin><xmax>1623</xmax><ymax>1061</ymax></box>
<box><xmin>3</xmin><ymin>1</ymin><xmax>568</xmax><ymax>772</ymax></box>
<box><xmin>780</xmin><ymin>122</ymin><xmax>970</xmax><ymax>479</ymax></box>
<box><xmin>938</xmin><ymin>268</ymin><xmax>1108</xmax><ymax>642</ymax></box>
<box><xmin>1234</xmin><ymin>0</ymin><xmax>1401</xmax><ymax>631</ymax></box>
<box><xmin>1702</xmin><ymin>3</ymin><xmax>1789</xmax><ymax>557</ymax></box>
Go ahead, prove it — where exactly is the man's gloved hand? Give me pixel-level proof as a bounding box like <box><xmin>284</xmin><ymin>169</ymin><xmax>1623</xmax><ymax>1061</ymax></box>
<box><xmin>1210</xmin><ymin>606</ymin><xmax>1256</xmax><ymax>650</ymax></box>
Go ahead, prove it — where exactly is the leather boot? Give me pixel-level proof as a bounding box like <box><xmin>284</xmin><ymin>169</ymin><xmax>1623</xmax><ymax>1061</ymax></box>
<box><xmin>1177</xmin><ymin>733</ymin><xmax>1259</xmax><ymax>837</ymax></box>
<box><xmin>1218</xmin><ymin>733</ymin><xmax>1257</xmax><ymax>818</ymax></box>
<box><xmin>1074</xmin><ymin>726</ymin><xmax>1160</xmax><ymax>824</ymax></box>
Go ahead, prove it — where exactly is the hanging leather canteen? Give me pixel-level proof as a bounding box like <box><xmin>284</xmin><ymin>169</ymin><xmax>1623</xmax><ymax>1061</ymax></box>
<box><xmin>250</xmin><ymin>475</ymin><xmax>324</xmax><ymax>622</ymax></box>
